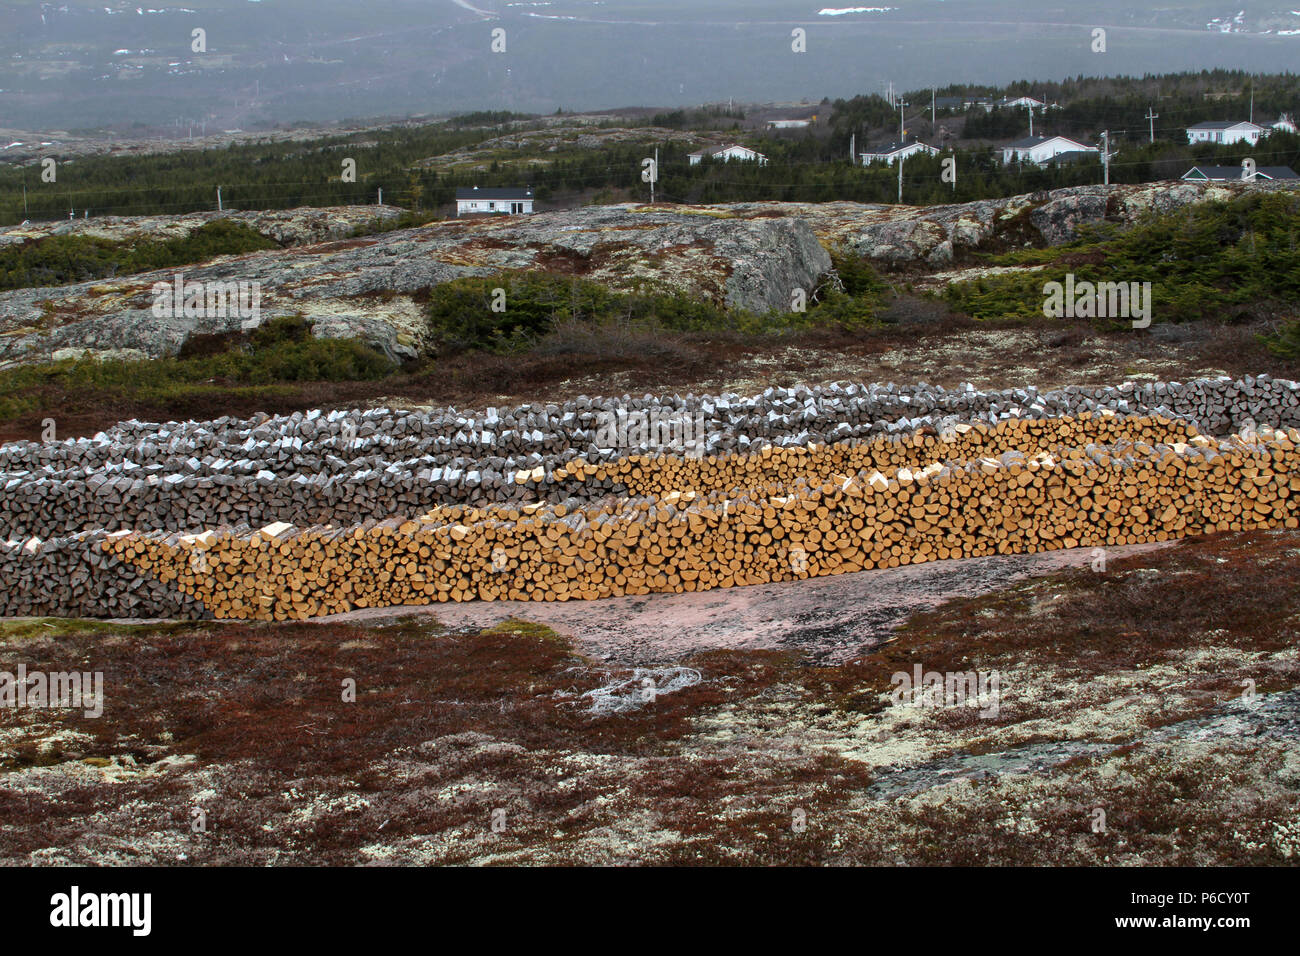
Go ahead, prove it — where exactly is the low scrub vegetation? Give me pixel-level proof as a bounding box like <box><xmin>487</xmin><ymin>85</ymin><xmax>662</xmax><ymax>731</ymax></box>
<box><xmin>0</xmin><ymin>317</ymin><xmax>393</xmax><ymax>423</ymax></box>
<box><xmin>0</xmin><ymin>220</ymin><xmax>280</xmax><ymax>291</ymax></box>
<box><xmin>943</xmin><ymin>191</ymin><xmax>1300</xmax><ymax>325</ymax></box>
<box><xmin>423</xmin><ymin>260</ymin><xmax>884</xmax><ymax>354</ymax></box>
<box><xmin>1262</xmin><ymin>319</ymin><xmax>1300</xmax><ymax>359</ymax></box>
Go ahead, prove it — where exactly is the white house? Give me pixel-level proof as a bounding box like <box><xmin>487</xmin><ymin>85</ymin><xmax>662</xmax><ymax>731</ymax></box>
<box><xmin>1181</xmin><ymin>164</ymin><xmax>1299</xmax><ymax>182</ymax></box>
<box><xmin>1185</xmin><ymin>121</ymin><xmax>1266</xmax><ymax>146</ymax></box>
<box><xmin>1001</xmin><ymin>134</ymin><xmax>1098</xmax><ymax>165</ymax></box>
<box><xmin>688</xmin><ymin>144</ymin><xmax>768</xmax><ymax>165</ymax></box>
<box><xmin>455</xmin><ymin>186</ymin><xmax>534</xmax><ymax>216</ymax></box>
<box><xmin>766</xmin><ymin>119</ymin><xmax>811</xmax><ymax>130</ymax></box>
<box><xmin>860</xmin><ymin>140</ymin><xmax>939</xmax><ymax>166</ymax></box>
<box><xmin>1002</xmin><ymin>95</ymin><xmax>1047</xmax><ymax>110</ymax></box>
<box><xmin>1273</xmin><ymin>114</ymin><xmax>1297</xmax><ymax>135</ymax></box>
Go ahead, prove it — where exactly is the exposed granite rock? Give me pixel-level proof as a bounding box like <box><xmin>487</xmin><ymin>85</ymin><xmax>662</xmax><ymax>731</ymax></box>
<box><xmin>0</xmin><ymin>204</ymin><xmax>831</xmax><ymax>368</ymax></box>
<box><xmin>728</xmin><ymin>179</ymin><xmax>1294</xmax><ymax>267</ymax></box>
<box><xmin>0</xmin><ymin>204</ymin><xmax>404</xmax><ymax>249</ymax></box>
<box><xmin>1</xmin><ymin>181</ymin><xmax>1292</xmax><ymax>369</ymax></box>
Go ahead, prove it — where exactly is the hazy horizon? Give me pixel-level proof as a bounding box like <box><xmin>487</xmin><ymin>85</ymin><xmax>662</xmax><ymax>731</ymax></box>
<box><xmin>1</xmin><ymin>0</ymin><xmax>1298</xmax><ymax>133</ymax></box>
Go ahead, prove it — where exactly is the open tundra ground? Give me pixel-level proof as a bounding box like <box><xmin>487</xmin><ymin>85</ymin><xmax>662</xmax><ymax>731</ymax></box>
<box><xmin>2</xmin><ymin>529</ymin><xmax>1298</xmax><ymax>865</ymax></box>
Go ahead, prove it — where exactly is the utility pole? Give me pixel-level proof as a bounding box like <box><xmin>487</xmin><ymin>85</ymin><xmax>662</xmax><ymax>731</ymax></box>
<box><xmin>22</xmin><ymin>182</ymin><xmax>27</xmax><ymax>219</ymax></box>
<box><xmin>898</xmin><ymin>99</ymin><xmax>909</xmax><ymax>142</ymax></box>
<box><xmin>652</xmin><ymin>146</ymin><xmax>658</xmax><ymax>204</ymax></box>
<box><xmin>849</xmin><ymin>132</ymin><xmax>855</xmax><ymax>163</ymax></box>
<box><xmin>1101</xmin><ymin>130</ymin><xmax>1110</xmax><ymax>186</ymax></box>
<box><xmin>898</xmin><ymin>156</ymin><xmax>904</xmax><ymax>203</ymax></box>
<box><xmin>217</xmin><ymin>186</ymin><xmax>223</xmax><ymax>211</ymax></box>
<box><xmin>931</xmin><ymin>87</ymin><xmax>936</xmax><ymax>126</ymax></box>
<box><xmin>1145</xmin><ymin>107</ymin><xmax>1158</xmax><ymax>143</ymax></box>
<box><xmin>377</xmin><ymin>187</ymin><xmax>382</xmax><ymax>206</ymax></box>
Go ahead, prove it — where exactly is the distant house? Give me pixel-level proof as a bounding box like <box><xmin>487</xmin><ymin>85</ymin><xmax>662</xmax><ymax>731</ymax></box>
<box><xmin>944</xmin><ymin>95</ymin><xmax>1052</xmax><ymax>113</ymax></box>
<box><xmin>1273</xmin><ymin>114</ymin><xmax>1297</xmax><ymax>134</ymax></box>
<box><xmin>455</xmin><ymin>186</ymin><xmax>534</xmax><ymax>216</ymax></box>
<box><xmin>1181</xmin><ymin>165</ymin><xmax>1300</xmax><ymax>182</ymax></box>
<box><xmin>933</xmin><ymin>95</ymin><xmax>995</xmax><ymax>112</ymax></box>
<box><xmin>1001</xmin><ymin>134</ymin><xmax>1098</xmax><ymax>165</ymax></box>
<box><xmin>766</xmin><ymin>119</ymin><xmax>812</xmax><ymax>130</ymax></box>
<box><xmin>860</xmin><ymin>139</ymin><xmax>939</xmax><ymax>166</ymax></box>
<box><xmin>1185</xmin><ymin>121</ymin><xmax>1266</xmax><ymax>146</ymax></box>
<box><xmin>1001</xmin><ymin>95</ymin><xmax>1048</xmax><ymax>110</ymax></box>
<box><xmin>688</xmin><ymin>144</ymin><xmax>768</xmax><ymax>165</ymax></box>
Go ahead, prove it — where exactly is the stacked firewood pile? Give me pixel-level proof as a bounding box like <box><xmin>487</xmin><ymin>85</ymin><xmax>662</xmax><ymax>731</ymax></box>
<box><xmin>104</xmin><ymin>416</ymin><xmax>1300</xmax><ymax>621</ymax></box>
<box><xmin>2</xmin><ymin>375</ymin><xmax>1296</xmax><ymax>620</ymax></box>
<box><xmin>1</xmin><ymin>376</ymin><xmax>1293</xmax><ymax>540</ymax></box>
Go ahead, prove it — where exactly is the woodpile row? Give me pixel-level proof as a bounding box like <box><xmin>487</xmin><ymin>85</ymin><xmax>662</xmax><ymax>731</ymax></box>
<box><xmin>0</xmin><ymin>530</ymin><xmax>208</xmax><ymax>619</ymax></box>
<box><xmin>1</xmin><ymin>376</ymin><xmax>1295</xmax><ymax>540</ymax></box>
<box><xmin>103</xmin><ymin>417</ymin><xmax>1300</xmax><ymax>621</ymax></box>
<box><xmin>1</xmin><ymin>411</ymin><xmax>1199</xmax><ymax>540</ymax></box>
<box><xmin>1</xmin><ymin>375</ymin><xmax>1296</xmax><ymax>621</ymax></box>
<box><xmin>550</xmin><ymin>412</ymin><xmax>1202</xmax><ymax>501</ymax></box>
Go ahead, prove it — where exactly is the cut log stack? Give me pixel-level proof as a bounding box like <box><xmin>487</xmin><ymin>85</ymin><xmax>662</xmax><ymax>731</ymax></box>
<box><xmin>1</xmin><ymin>376</ymin><xmax>1295</xmax><ymax>542</ymax></box>
<box><xmin>1</xmin><ymin>375</ymin><xmax>1297</xmax><ymax>620</ymax></box>
<box><xmin>103</xmin><ymin>416</ymin><xmax>1300</xmax><ymax>621</ymax></box>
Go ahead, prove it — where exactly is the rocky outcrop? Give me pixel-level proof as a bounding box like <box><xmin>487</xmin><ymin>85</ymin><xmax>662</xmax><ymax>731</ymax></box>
<box><xmin>0</xmin><ymin>204</ymin><xmax>831</xmax><ymax>368</ymax></box>
<box><xmin>1</xmin><ymin>180</ymin><xmax>1292</xmax><ymax>369</ymax></box>
<box><xmin>0</xmin><ymin>205</ymin><xmax>404</xmax><ymax>249</ymax></box>
<box><xmin>729</xmin><ymin>179</ymin><xmax>1297</xmax><ymax>267</ymax></box>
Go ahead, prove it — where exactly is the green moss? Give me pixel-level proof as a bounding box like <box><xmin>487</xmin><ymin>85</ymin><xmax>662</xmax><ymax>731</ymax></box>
<box><xmin>0</xmin><ymin>617</ymin><xmax>189</xmax><ymax>642</ymax></box>
<box><xmin>480</xmin><ymin>618</ymin><xmax>567</xmax><ymax>644</ymax></box>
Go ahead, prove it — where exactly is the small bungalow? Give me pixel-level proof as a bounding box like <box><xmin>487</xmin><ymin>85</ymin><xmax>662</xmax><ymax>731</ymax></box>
<box><xmin>860</xmin><ymin>139</ymin><xmax>939</xmax><ymax>166</ymax></box>
<box><xmin>1185</xmin><ymin>121</ymin><xmax>1267</xmax><ymax>146</ymax></box>
<box><xmin>1001</xmin><ymin>134</ymin><xmax>1097</xmax><ymax>165</ymax></box>
<box><xmin>688</xmin><ymin>144</ymin><xmax>768</xmax><ymax>165</ymax></box>
<box><xmin>455</xmin><ymin>186</ymin><xmax>534</xmax><ymax>216</ymax></box>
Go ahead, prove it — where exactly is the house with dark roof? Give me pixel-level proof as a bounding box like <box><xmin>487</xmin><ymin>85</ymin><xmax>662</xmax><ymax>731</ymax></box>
<box><xmin>1000</xmin><ymin>134</ymin><xmax>1097</xmax><ymax>165</ymax></box>
<box><xmin>860</xmin><ymin>139</ymin><xmax>938</xmax><ymax>166</ymax></box>
<box><xmin>687</xmin><ymin>144</ymin><xmax>768</xmax><ymax>165</ymax></box>
<box><xmin>1185</xmin><ymin>121</ymin><xmax>1266</xmax><ymax>146</ymax></box>
<box><xmin>1181</xmin><ymin>165</ymin><xmax>1299</xmax><ymax>182</ymax></box>
<box><xmin>455</xmin><ymin>186</ymin><xmax>534</xmax><ymax>216</ymax></box>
